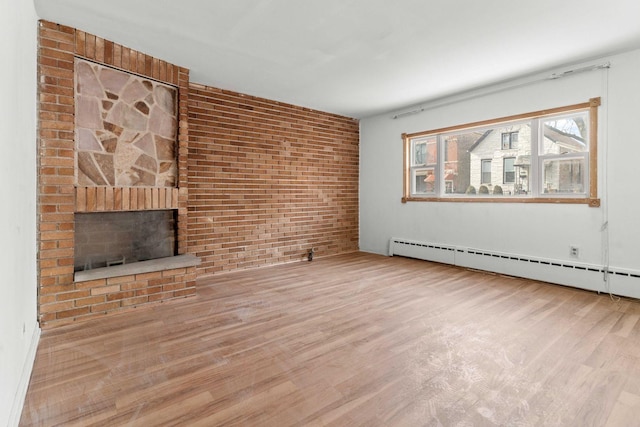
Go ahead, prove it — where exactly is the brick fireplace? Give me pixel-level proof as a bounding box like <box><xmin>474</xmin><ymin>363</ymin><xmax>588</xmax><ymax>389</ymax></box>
<box><xmin>37</xmin><ymin>21</ymin><xmax>195</xmax><ymax>327</ymax></box>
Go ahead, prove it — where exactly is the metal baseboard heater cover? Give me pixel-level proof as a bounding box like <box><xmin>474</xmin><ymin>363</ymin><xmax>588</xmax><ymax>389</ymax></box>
<box><xmin>389</xmin><ymin>237</ymin><xmax>640</xmax><ymax>299</ymax></box>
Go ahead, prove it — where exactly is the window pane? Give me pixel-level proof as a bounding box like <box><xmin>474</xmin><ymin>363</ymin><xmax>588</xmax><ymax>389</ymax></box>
<box><xmin>412</xmin><ymin>137</ymin><xmax>437</xmax><ymax>166</ymax></box>
<box><xmin>413</xmin><ymin>168</ymin><xmax>436</xmax><ymax>194</ymax></box>
<box><xmin>443</xmin><ymin>131</ymin><xmax>485</xmax><ymax>195</ymax></box>
<box><xmin>542</xmin><ymin>158</ymin><xmax>585</xmax><ymax>194</ymax></box>
<box><xmin>481</xmin><ymin>159</ymin><xmax>491</xmax><ymax>184</ymax></box>
<box><xmin>541</xmin><ymin>112</ymin><xmax>588</xmax><ymax>155</ymax></box>
<box><xmin>502</xmin><ymin>131</ymin><xmax>518</xmax><ymax>149</ymax></box>
<box><xmin>503</xmin><ymin>157</ymin><xmax>515</xmax><ymax>183</ymax></box>
<box><xmin>502</xmin><ymin>133</ymin><xmax>510</xmax><ymax>150</ymax></box>
<box><xmin>468</xmin><ymin>123</ymin><xmax>530</xmax><ymax>195</ymax></box>
<box><xmin>413</xmin><ymin>141</ymin><xmax>426</xmax><ymax>165</ymax></box>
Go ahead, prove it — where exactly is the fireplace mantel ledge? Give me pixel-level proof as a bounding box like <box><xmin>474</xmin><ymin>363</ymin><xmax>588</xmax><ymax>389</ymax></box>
<box><xmin>75</xmin><ymin>254</ymin><xmax>201</xmax><ymax>282</ymax></box>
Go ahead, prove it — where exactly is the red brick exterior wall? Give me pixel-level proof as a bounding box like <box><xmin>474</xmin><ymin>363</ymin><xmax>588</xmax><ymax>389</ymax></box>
<box><xmin>37</xmin><ymin>21</ymin><xmax>191</xmax><ymax>327</ymax></box>
<box><xmin>188</xmin><ymin>84</ymin><xmax>360</xmax><ymax>275</ymax></box>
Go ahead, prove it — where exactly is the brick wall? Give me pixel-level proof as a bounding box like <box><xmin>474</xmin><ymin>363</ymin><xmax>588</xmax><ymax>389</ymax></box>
<box><xmin>37</xmin><ymin>20</ymin><xmax>360</xmax><ymax>325</ymax></box>
<box><xmin>37</xmin><ymin>20</ymin><xmax>190</xmax><ymax>327</ymax></box>
<box><xmin>188</xmin><ymin>84</ymin><xmax>359</xmax><ymax>275</ymax></box>
<box><xmin>71</xmin><ymin>266</ymin><xmax>197</xmax><ymax>314</ymax></box>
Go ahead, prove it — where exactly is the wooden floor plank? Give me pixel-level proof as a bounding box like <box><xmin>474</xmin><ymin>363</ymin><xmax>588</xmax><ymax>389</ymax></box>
<box><xmin>605</xmin><ymin>390</ymin><xmax>640</xmax><ymax>427</ymax></box>
<box><xmin>19</xmin><ymin>252</ymin><xmax>640</xmax><ymax>426</ymax></box>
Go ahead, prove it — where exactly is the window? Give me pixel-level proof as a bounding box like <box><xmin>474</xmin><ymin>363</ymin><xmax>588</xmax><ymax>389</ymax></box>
<box><xmin>445</xmin><ymin>181</ymin><xmax>454</xmax><ymax>194</ymax></box>
<box><xmin>402</xmin><ymin>98</ymin><xmax>600</xmax><ymax>206</ymax></box>
<box><xmin>503</xmin><ymin>157</ymin><xmax>515</xmax><ymax>184</ymax></box>
<box><xmin>539</xmin><ymin>113</ymin><xmax>589</xmax><ymax>194</ymax></box>
<box><xmin>410</xmin><ymin>136</ymin><xmax>437</xmax><ymax>195</ymax></box>
<box><xmin>414</xmin><ymin>140</ymin><xmax>426</xmax><ymax>165</ymax></box>
<box><xmin>481</xmin><ymin>159</ymin><xmax>492</xmax><ymax>184</ymax></box>
<box><xmin>502</xmin><ymin>131</ymin><xmax>518</xmax><ymax>149</ymax></box>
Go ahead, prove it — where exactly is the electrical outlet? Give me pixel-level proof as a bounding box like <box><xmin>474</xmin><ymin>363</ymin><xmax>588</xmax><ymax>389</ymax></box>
<box><xmin>570</xmin><ymin>245</ymin><xmax>579</xmax><ymax>257</ymax></box>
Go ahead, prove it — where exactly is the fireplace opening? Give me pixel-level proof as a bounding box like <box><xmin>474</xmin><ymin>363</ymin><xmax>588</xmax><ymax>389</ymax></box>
<box><xmin>74</xmin><ymin>210</ymin><xmax>177</xmax><ymax>272</ymax></box>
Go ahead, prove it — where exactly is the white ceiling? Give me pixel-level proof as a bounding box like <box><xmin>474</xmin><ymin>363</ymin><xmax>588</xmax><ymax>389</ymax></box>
<box><xmin>34</xmin><ymin>0</ymin><xmax>640</xmax><ymax>118</ymax></box>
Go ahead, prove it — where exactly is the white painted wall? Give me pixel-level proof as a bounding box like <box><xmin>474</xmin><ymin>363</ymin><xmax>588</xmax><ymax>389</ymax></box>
<box><xmin>360</xmin><ymin>49</ymin><xmax>640</xmax><ymax>295</ymax></box>
<box><xmin>0</xmin><ymin>0</ymin><xmax>40</xmax><ymax>426</ymax></box>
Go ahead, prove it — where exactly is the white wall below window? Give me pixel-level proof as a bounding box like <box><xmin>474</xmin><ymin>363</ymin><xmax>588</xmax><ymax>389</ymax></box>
<box><xmin>360</xmin><ymin>48</ymin><xmax>640</xmax><ymax>297</ymax></box>
<box><xmin>0</xmin><ymin>1</ymin><xmax>40</xmax><ymax>426</ymax></box>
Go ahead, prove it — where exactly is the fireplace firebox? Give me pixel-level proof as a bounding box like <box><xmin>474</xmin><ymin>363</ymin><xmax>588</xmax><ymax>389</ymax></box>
<box><xmin>74</xmin><ymin>210</ymin><xmax>177</xmax><ymax>272</ymax></box>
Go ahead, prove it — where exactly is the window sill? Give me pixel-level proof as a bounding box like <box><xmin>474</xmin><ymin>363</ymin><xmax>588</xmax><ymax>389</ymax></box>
<box><xmin>401</xmin><ymin>196</ymin><xmax>600</xmax><ymax>207</ymax></box>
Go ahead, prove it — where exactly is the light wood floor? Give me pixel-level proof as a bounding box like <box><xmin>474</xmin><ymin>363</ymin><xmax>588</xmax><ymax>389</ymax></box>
<box><xmin>20</xmin><ymin>252</ymin><xmax>640</xmax><ymax>426</ymax></box>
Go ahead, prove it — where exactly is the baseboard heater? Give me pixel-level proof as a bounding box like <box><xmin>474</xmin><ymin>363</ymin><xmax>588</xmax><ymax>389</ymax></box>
<box><xmin>389</xmin><ymin>237</ymin><xmax>640</xmax><ymax>299</ymax></box>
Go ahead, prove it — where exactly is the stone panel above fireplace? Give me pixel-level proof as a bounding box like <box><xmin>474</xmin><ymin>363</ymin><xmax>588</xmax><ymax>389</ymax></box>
<box><xmin>75</xmin><ymin>58</ymin><xmax>178</xmax><ymax>187</ymax></box>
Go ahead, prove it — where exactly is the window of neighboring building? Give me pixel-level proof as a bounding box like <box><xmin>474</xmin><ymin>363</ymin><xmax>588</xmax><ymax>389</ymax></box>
<box><xmin>402</xmin><ymin>98</ymin><xmax>600</xmax><ymax>206</ymax></box>
<box><xmin>481</xmin><ymin>159</ymin><xmax>492</xmax><ymax>184</ymax></box>
<box><xmin>445</xmin><ymin>180</ymin><xmax>454</xmax><ymax>194</ymax></box>
<box><xmin>414</xmin><ymin>140</ymin><xmax>426</xmax><ymax>165</ymax></box>
<box><xmin>501</xmin><ymin>131</ymin><xmax>518</xmax><ymax>149</ymax></box>
<box><xmin>503</xmin><ymin>157</ymin><xmax>515</xmax><ymax>184</ymax></box>
<box><xmin>444</xmin><ymin>141</ymin><xmax>448</xmax><ymax>162</ymax></box>
<box><xmin>413</xmin><ymin>170</ymin><xmax>428</xmax><ymax>194</ymax></box>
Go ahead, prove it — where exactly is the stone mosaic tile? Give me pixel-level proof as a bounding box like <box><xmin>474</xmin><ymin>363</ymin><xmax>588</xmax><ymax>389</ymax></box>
<box><xmin>75</xmin><ymin>59</ymin><xmax>178</xmax><ymax>187</ymax></box>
